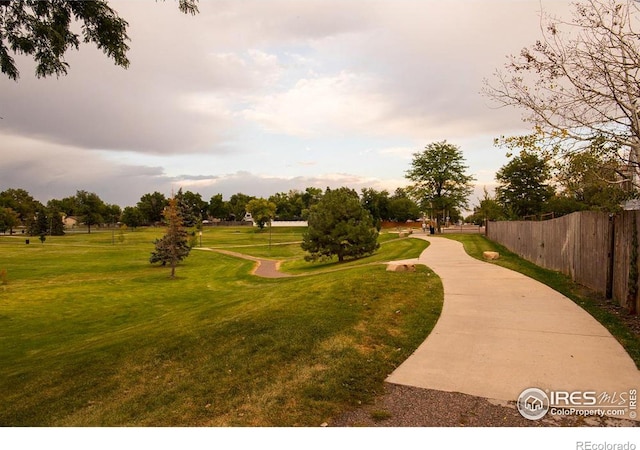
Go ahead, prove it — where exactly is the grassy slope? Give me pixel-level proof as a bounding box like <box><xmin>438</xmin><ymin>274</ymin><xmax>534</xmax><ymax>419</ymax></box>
<box><xmin>444</xmin><ymin>234</ymin><xmax>640</xmax><ymax>369</ymax></box>
<box><xmin>0</xmin><ymin>228</ymin><xmax>441</xmax><ymax>426</ymax></box>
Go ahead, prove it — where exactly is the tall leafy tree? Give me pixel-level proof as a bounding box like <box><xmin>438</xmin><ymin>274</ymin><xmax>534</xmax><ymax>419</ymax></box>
<box><xmin>302</xmin><ymin>187</ymin><xmax>379</xmax><ymax>262</ymax></box>
<box><xmin>556</xmin><ymin>144</ymin><xmax>634</xmax><ymax>212</ymax></box>
<box><xmin>405</xmin><ymin>141</ymin><xmax>474</xmax><ymax>231</ymax></box>
<box><xmin>227</xmin><ymin>193</ymin><xmax>255</xmax><ymax>221</ymax></box>
<box><xmin>75</xmin><ymin>190</ymin><xmax>105</xmax><ymax>233</ymax></box>
<box><xmin>104</xmin><ymin>203</ymin><xmax>122</xmax><ymax>225</ymax></box>
<box><xmin>0</xmin><ymin>0</ymin><xmax>198</xmax><ymax>80</ymax></box>
<box><xmin>208</xmin><ymin>194</ymin><xmax>228</xmax><ymax>220</ymax></box>
<box><xmin>47</xmin><ymin>196</ymin><xmax>77</xmax><ymax>216</ymax></box>
<box><xmin>387</xmin><ymin>188</ymin><xmax>421</xmax><ymax>222</ymax></box>
<box><xmin>268</xmin><ymin>190</ymin><xmax>305</xmax><ymax>221</ymax></box>
<box><xmin>0</xmin><ymin>188</ymin><xmax>42</xmax><ymax>226</ymax></box>
<box><xmin>121</xmin><ymin>206</ymin><xmax>144</xmax><ymax>229</ymax></box>
<box><xmin>469</xmin><ymin>188</ymin><xmax>506</xmax><ymax>225</ymax></box>
<box><xmin>301</xmin><ymin>187</ymin><xmax>323</xmax><ymax>219</ymax></box>
<box><xmin>0</xmin><ymin>207</ymin><xmax>19</xmax><ymax>234</ymax></box>
<box><xmin>495</xmin><ymin>151</ymin><xmax>555</xmax><ymax>219</ymax></box>
<box><xmin>150</xmin><ymin>195</ymin><xmax>191</xmax><ymax>278</ymax></box>
<box><xmin>483</xmin><ymin>0</ymin><xmax>640</xmax><ymax>190</ymax></box>
<box><xmin>360</xmin><ymin>188</ymin><xmax>391</xmax><ymax>226</ymax></box>
<box><xmin>246</xmin><ymin>198</ymin><xmax>276</xmax><ymax>230</ymax></box>
<box><xmin>137</xmin><ymin>192</ymin><xmax>167</xmax><ymax>225</ymax></box>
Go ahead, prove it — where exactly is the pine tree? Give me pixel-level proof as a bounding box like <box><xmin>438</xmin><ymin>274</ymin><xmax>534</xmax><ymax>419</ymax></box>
<box><xmin>150</xmin><ymin>196</ymin><xmax>191</xmax><ymax>278</ymax></box>
<box><xmin>302</xmin><ymin>187</ymin><xmax>379</xmax><ymax>262</ymax></box>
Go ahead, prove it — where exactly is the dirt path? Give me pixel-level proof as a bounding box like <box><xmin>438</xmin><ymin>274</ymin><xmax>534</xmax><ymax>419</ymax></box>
<box><xmin>195</xmin><ymin>248</ymin><xmax>292</xmax><ymax>278</ymax></box>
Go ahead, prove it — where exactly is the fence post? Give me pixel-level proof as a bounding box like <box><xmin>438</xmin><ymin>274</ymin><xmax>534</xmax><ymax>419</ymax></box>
<box><xmin>606</xmin><ymin>214</ymin><xmax>615</xmax><ymax>299</ymax></box>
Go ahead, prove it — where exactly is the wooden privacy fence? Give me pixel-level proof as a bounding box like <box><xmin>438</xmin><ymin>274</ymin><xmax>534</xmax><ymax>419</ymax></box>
<box><xmin>486</xmin><ymin>211</ymin><xmax>639</xmax><ymax>312</ymax></box>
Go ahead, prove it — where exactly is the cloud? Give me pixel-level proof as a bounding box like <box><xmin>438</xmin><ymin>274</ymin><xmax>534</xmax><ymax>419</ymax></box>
<box><xmin>0</xmin><ymin>134</ymin><xmax>170</xmax><ymax>206</ymax></box>
<box><xmin>0</xmin><ymin>0</ymin><xmax>574</xmax><ymax>211</ymax></box>
<box><xmin>170</xmin><ymin>171</ymin><xmax>410</xmax><ymax>201</ymax></box>
<box><xmin>241</xmin><ymin>71</ymin><xmax>391</xmax><ymax>137</ymax></box>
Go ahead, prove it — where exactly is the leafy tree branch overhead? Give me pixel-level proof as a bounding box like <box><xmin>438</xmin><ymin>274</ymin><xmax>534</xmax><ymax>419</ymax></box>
<box><xmin>483</xmin><ymin>0</ymin><xmax>640</xmax><ymax>190</ymax></box>
<box><xmin>0</xmin><ymin>0</ymin><xmax>198</xmax><ymax>80</ymax></box>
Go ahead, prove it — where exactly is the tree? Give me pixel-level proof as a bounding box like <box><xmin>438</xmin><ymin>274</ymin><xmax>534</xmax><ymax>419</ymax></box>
<box><xmin>150</xmin><ymin>195</ymin><xmax>191</xmax><ymax>278</ymax></box>
<box><xmin>121</xmin><ymin>206</ymin><xmax>144</xmax><ymax>229</ymax></box>
<box><xmin>0</xmin><ymin>207</ymin><xmax>19</xmax><ymax>234</ymax></box>
<box><xmin>246</xmin><ymin>198</ymin><xmax>276</xmax><ymax>230</ymax></box>
<box><xmin>47</xmin><ymin>196</ymin><xmax>77</xmax><ymax>216</ymax></box>
<box><xmin>0</xmin><ymin>188</ymin><xmax>42</xmax><ymax>227</ymax></box>
<box><xmin>104</xmin><ymin>203</ymin><xmax>122</xmax><ymax>226</ymax></box>
<box><xmin>301</xmin><ymin>187</ymin><xmax>379</xmax><ymax>262</ymax></box>
<box><xmin>556</xmin><ymin>143</ymin><xmax>634</xmax><ymax>211</ymax></box>
<box><xmin>208</xmin><ymin>194</ymin><xmax>228</xmax><ymax>220</ymax></box>
<box><xmin>137</xmin><ymin>191</ymin><xmax>167</xmax><ymax>225</ymax></box>
<box><xmin>268</xmin><ymin>190</ymin><xmax>305</xmax><ymax>221</ymax></box>
<box><xmin>174</xmin><ymin>188</ymin><xmax>204</xmax><ymax>227</ymax></box>
<box><xmin>75</xmin><ymin>190</ymin><xmax>105</xmax><ymax>233</ymax></box>
<box><xmin>227</xmin><ymin>193</ymin><xmax>255</xmax><ymax>221</ymax></box>
<box><xmin>360</xmin><ymin>188</ymin><xmax>391</xmax><ymax>227</ymax></box>
<box><xmin>467</xmin><ymin>188</ymin><xmax>506</xmax><ymax>225</ymax></box>
<box><xmin>495</xmin><ymin>151</ymin><xmax>555</xmax><ymax>219</ymax></box>
<box><xmin>387</xmin><ymin>188</ymin><xmax>421</xmax><ymax>222</ymax></box>
<box><xmin>405</xmin><ymin>141</ymin><xmax>475</xmax><ymax>232</ymax></box>
<box><xmin>28</xmin><ymin>207</ymin><xmax>49</xmax><ymax>236</ymax></box>
<box><xmin>0</xmin><ymin>0</ymin><xmax>198</xmax><ymax>80</ymax></box>
<box><xmin>300</xmin><ymin>187</ymin><xmax>323</xmax><ymax>219</ymax></box>
<box><xmin>47</xmin><ymin>207</ymin><xmax>65</xmax><ymax>236</ymax></box>
<box><xmin>483</xmin><ymin>0</ymin><xmax>640</xmax><ymax>191</ymax></box>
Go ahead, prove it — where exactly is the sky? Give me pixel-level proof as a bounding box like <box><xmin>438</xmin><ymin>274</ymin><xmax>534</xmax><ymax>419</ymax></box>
<box><xmin>0</xmin><ymin>0</ymin><xmax>573</xmax><ymax>212</ymax></box>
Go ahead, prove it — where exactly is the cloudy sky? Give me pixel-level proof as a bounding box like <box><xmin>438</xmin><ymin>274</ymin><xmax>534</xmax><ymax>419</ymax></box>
<box><xmin>0</xmin><ymin>0</ymin><xmax>572</xmax><ymax>210</ymax></box>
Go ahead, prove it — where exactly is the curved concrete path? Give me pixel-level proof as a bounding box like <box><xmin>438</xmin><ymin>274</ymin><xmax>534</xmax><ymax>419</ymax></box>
<box><xmin>387</xmin><ymin>236</ymin><xmax>640</xmax><ymax>420</ymax></box>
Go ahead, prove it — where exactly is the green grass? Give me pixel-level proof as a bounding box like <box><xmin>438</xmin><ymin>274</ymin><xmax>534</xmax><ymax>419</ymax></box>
<box><xmin>202</xmin><ymin>226</ymin><xmax>305</xmax><ymax>259</ymax></box>
<box><xmin>281</xmin><ymin>233</ymin><xmax>428</xmax><ymax>274</ymax></box>
<box><xmin>444</xmin><ymin>234</ymin><xmax>640</xmax><ymax>369</ymax></box>
<box><xmin>0</xmin><ymin>228</ymin><xmax>442</xmax><ymax>426</ymax></box>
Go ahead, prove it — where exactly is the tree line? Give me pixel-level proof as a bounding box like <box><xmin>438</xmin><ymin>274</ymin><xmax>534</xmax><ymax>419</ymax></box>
<box><xmin>0</xmin><ymin>185</ymin><xmax>427</xmax><ymax>236</ymax></box>
<box><xmin>478</xmin><ymin>0</ymin><xmax>640</xmax><ymax>222</ymax></box>
<box><xmin>467</xmin><ymin>144</ymin><xmax>637</xmax><ymax>225</ymax></box>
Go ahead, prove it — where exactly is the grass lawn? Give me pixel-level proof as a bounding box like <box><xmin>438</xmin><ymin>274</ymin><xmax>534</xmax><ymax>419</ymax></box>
<box><xmin>0</xmin><ymin>227</ymin><xmax>441</xmax><ymax>426</ymax></box>
<box><xmin>444</xmin><ymin>233</ymin><xmax>640</xmax><ymax>369</ymax></box>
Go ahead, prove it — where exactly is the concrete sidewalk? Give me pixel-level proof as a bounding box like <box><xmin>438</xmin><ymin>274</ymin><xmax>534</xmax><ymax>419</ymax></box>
<box><xmin>386</xmin><ymin>236</ymin><xmax>640</xmax><ymax>420</ymax></box>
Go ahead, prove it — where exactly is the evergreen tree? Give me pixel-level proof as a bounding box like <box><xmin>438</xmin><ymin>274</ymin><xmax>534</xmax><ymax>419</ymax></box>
<box><xmin>150</xmin><ymin>196</ymin><xmax>191</xmax><ymax>278</ymax></box>
<box><xmin>302</xmin><ymin>187</ymin><xmax>379</xmax><ymax>262</ymax></box>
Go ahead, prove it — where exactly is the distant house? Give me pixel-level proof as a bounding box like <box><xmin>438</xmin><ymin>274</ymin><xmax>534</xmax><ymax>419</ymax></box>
<box><xmin>63</xmin><ymin>216</ymin><xmax>78</xmax><ymax>230</ymax></box>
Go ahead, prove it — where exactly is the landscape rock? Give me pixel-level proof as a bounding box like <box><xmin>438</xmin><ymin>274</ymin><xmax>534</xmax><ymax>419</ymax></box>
<box><xmin>386</xmin><ymin>263</ymin><xmax>416</xmax><ymax>272</ymax></box>
<box><xmin>482</xmin><ymin>251</ymin><xmax>500</xmax><ymax>260</ymax></box>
